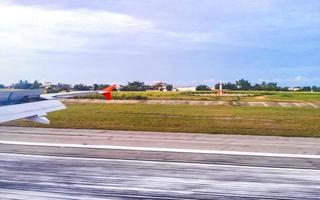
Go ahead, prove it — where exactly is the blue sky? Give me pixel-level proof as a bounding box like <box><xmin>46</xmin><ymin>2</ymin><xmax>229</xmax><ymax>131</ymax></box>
<box><xmin>0</xmin><ymin>0</ymin><xmax>319</xmax><ymax>86</ymax></box>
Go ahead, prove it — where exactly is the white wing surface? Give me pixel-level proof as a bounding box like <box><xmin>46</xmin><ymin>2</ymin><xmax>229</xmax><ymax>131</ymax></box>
<box><xmin>0</xmin><ymin>85</ymin><xmax>116</xmax><ymax>124</ymax></box>
<box><xmin>0</xmin><ymin>100</ymin><xmax>65</xmax><ymax>124</ymax></box>
<box><xmin>41</xmin><ymin>91</ymin><xmax>98</xmax><ymax>100</ymax></box>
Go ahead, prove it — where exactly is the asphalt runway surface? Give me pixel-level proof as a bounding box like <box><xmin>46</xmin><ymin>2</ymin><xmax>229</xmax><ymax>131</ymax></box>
<box><xmin>0</xmin><ymin>126</ymin><xmax>320</xmax><ymax>199</ymax></box>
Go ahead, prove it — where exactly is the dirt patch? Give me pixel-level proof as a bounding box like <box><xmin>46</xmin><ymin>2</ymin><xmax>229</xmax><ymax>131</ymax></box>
<box><xmin>254</xmin><ymin>96</ymin><xmax>267</xmax><ymax>100</ymax></box>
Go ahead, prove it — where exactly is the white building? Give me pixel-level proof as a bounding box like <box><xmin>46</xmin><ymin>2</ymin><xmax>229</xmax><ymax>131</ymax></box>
<box><xmin>174</xmin><ymin>86</ymin><xmax>197</xmax><ymax>92</ymax></box>
<box><xmin>288</xmin><ymin>87</ymin><xmax>301</xmax><ymax>91</ymax></box>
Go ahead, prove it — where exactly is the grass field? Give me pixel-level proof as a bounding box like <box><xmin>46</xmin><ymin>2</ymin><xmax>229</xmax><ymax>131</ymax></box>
<box><xmin>82</xmin><ymin>91</ymin><xmax>320</xmax><ymax>102</ymax></box>
<box><xmin>7</xmin><ymin>103</ymin><xmax>320</xmax><ymax>137</ymax></box>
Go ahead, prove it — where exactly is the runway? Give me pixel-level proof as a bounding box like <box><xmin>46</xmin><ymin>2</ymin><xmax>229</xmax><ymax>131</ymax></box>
<box><xmin>62</xmin><ymin>99</ymin><xmax>320</xmax><ymax>108</ymax></box>
<box><xmin>1</xmin><ymin>153</ymin><xmax>320</xmax><ymax>199</ymax></box>
<box><xmin>0</xmin><ymin>126</ymin><xmax>320</xmax><ymax>199</ymax></box>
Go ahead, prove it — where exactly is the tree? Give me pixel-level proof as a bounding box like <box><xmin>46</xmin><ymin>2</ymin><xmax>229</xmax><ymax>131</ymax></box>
<box><xmin>218</xmin><ymin>82</ymin><xmax>237</xmax><ymax>90</ymax></box>
<box><xmin>31</xmin><ymin>80</ymin><xmax>42</xmax><ymax>89</ymax></box>
<box><xmin>57</xmin><ymin>83</ymin><xmax>72</xmax><ymax>91</ymax></box>
<box><xmin>166</xmin><ymin>84</ymin><xmax>173</xmax><ymax>91</ymax></box>
<box><xmin>281</xmin><ymin>87</ymin><xmax>289</xmax><ymax>91</ymax></box>
<box><xmin>196</xmin><ymin>85</ymin><xmax>211</xmax><ymax>91</ymax></box>
<box><xmin>128</xmin><ymin>81</ymin><xmax>145</xmax><ymax>88</ymax></box>
<box><xmin>73</xmin><ymin>84</ymin><xmax>91</xmax><ymax>91</ymax></box>
<box><xmin>265</xmin><ymin>82</ymin><xmax>278</xmax><ymax>91</ymax></box>
<box><xmin>252</xmin><ymin>82</ymin><xmax>279</xmax><ymax>91</ymax></box>
<box><xmin>252</xmin><ymin>83</ymin><xmax>262</xmax><ymax>91</ymax></box>
<box><xmin>93</xmin><ymin>84</ymin><xmax>99</xmax><ymax>91</ymax></box>
<box><xmin>0</xmin><ymin>84</ymin><xmax>5</xmax><ymax>89</ymax></box>
<box><xmin>302</xmin><ymin>86</ymin><xmax>312</xmax><ymax>91</ymax></box>
<box><xmin>153</xmin><ymin>82</ymin><xmax>165</xmax><ymax>91</ymax></box>
<box><xmin>120</xmin><ymin>81</ymin><xmax>152</xmax><ymax>91</ymax></box>
<box><xmin>93</xmin><ymin>84</ymin><xmax>111</xmax><ymax>91</ymax></box>
<box><xmin>13</xmin><ymin>80</ymin><xmax>33</xmax><ymax>89</ymax></box>
<box><xmin>152</xmin><ymin>82</ymin><xmax>173</xmax><ymax>91</ymax></box>
<box><xmin>235</xmin><ymin>79</ymin><xmax>251</xmax><ymax>90</ymax></box>
<box><xmin>312</xmin><ymin>86</ymin><xmax>320</xmax><ymax>92</ymax></box>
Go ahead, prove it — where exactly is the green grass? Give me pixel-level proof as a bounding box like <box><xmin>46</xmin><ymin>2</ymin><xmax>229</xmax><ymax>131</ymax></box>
<box><xmin>6</xmin><ymin>103</ymin><xmax>320</xmax><ymax>137</ymax></box>
<box><xmin>83</xmin><ymin>91</ymin><xmax>234</xmax><ymax>101</ymax></box>
<box><xmin>81</xmin><ymin>91</ymin><xmax>320</xmax><ymax>102</ymax></box>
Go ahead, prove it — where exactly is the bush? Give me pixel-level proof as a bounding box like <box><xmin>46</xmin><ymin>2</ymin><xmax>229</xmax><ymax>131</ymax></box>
<box><xmin>196</xmin><ymin>85</ymin><xmax>211</xmax><ymax>91</ymax></box>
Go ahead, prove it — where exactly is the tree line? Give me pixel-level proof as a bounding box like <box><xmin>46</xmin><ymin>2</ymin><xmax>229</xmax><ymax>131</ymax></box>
<box><xmin>0</xmin><ymin>80</ymin><xmax>173</xmax><ymax>92</ymax></box>
<box><xmin>1</xmin><ymin>79</ymin><xmax>319</xmax><ymax>92</ymax></box>
<box><xmin>197</xmin><ymin>79</ymin><xmax>320</xmax><ymax>92</ymax></box>
<box><xmin>217</xmin><ymin>79</ymin><xmax>320</xmax><ymax>91</ymax></box>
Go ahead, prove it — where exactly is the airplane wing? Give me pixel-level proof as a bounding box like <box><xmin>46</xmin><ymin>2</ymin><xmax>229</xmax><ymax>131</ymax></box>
<box><xmin>41</xmin><ymin>91</ymin><xmax>100</xmax><ymax>99</ymax></box>
<box><xmin>0</xmin><ymin>85</ymin><xmax>116</xmax><ymax>124</ymax></box>
<box><xmin>41</xmin><ymin>85</ymin><xmax>116</xmax><ymax>100</ymax></box>
<box><xmin>0</xmin><ymin>100</ymin><xmax>65</xmax><ymax>124</ymax></box>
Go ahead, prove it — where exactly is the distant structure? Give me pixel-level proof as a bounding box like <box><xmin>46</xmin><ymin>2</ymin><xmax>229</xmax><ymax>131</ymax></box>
<box><xmin>43</xmin><ymin>82</ymin><xmax>52</xmax><ymax>88</ymax></box>
<box><xmin>174</xmin><ymin>86</ymin><xmax>197</xmax><ymax>92</ymax></box>
<box><xmin>217</xmin><ymin>81</ymin><xmax>224</xmax><ymax>95</ymax></box>
<box><xmin>288</xmin><ymin>87</ymin><xmax>301</xmax><ymax>92</ymax></box>
<box><xmin>43</xmin><ymin>82</ymin><xmax>72</xmax><ymax>93</ymax></box>
<box><xmin>153</xmin><ymin>82</ymin><xmax>172</xmax><ymax>91</ymax></box>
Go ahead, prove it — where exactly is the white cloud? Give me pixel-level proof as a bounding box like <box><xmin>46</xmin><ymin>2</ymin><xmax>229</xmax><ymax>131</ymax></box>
<box><xmin>0</xmin><ymin>4</ymin><xmax>153</xmax><ymax>53</ymax></box>
<box><xmin>0</xmin><ymin>3</ymin><xmax>225</xmax><ymax>58</ymax></box>
<box><xmin>1</xmin><ymin>1</ymin><xmax>319</xmax><ymax>86</ymax></box>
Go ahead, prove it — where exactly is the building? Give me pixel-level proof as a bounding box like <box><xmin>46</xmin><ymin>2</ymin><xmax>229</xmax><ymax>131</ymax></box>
<box><xmin>288</xmin><ymin>87</ymin><xmax>301</xmax><ymax>91</ymax></box>
<box><xmin>174</xmin><ymin>86</ymin><xmax>197</xmax><ymax>92</ymax></box>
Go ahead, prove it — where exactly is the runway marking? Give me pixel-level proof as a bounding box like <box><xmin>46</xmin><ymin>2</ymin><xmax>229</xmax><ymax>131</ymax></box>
<box><xmin>248</xmin><ymin>102</ymin><xmax>268</xmax><ymax>107</ymax></box>
<box><xmin>308</xmin><ymin>103</ymin><xmax>319</xmax><ymax>108</ymax></box>
<box><xmin>1</xmin><ymin>152</ymin><xmax>320</xmax><ymax>172</ymax></box>
<box><xmin>293</xmin><ymin>103</ymin><xmax>304</xmax><ymax>107</ymax></box>
<box><xmin>0</xmin><ymin>180</ymin><xmax>193</xmax><ymax>196</ymax></box>
<box><xmin>0</xmin><ymin>140</ymin><xmax>319</xmax><ymax>159</ymax></box>
<box><xmin>279</xmin><ymin>102</ymin><xmax>291</xmax><ymax>107</ymax></box>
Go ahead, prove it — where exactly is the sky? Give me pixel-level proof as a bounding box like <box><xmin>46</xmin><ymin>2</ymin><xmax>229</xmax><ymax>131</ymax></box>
<box><xmin>0</xmin><ymin>0</ymin><xmax>319</xmax><ymax>86</ymax></box>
